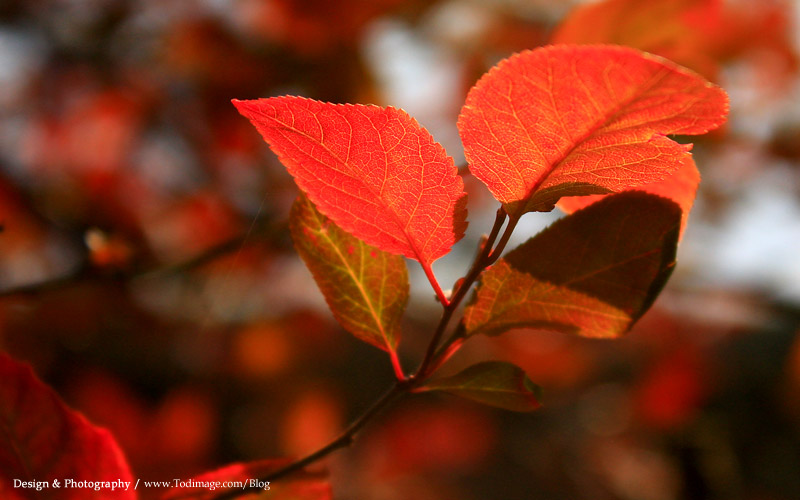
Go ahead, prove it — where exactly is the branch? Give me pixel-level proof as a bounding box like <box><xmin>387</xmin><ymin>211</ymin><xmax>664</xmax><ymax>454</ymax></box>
<box><xmin>416</xmin><ymin>207</ymin><xmax>512</xmax><ymax>378</ymax></box>
<box><xmin>0</xmin><ymin>265</ymin><xmax>91</xmax><ymax>298</ymax></box>
<box><xmin>213</xmin><ymin>381</ymin><xmax>409</xmax><ymax>499</ymax></box>
<box><xmin>0</xmin><ymin>219</ymin><xmax>286</xmax><ymax>298</ymax></box>
<box><xmin>210</xmin><ymin>205</ymin><xmax>522</xmax><ymax>499</ymax></box>
<box><xmin>419</xmin><ymin>213</ymin><xmax>520</xmax><ymax>376</ymax></box>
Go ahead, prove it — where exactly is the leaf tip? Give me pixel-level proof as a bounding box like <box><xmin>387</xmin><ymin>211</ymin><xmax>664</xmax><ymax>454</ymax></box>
<box><xmin>231</xmin><ymin>97</ymin><xmax>261</xmax><ymax>119</ymax></box>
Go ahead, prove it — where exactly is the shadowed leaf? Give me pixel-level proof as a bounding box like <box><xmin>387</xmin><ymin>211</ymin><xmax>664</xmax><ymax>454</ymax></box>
<box><xmin>290</xmin><ymin>194</ymin><xmax>407</xmax><ymax>353</ymax></box>
<box><xmin>457</xmin><ymin>45</ymin><xmax>727</xmax><ymax>215</ymax></box>
<box><xmin>234</xmin><ymin>96</ymin><xmax>467</xmax><ymax>265</ymax></box>
<box><xmin>421</xmin><ymin>361</ymin><xmax>542</xmax><ymax>412</ymax></box>
<box><xmin>464</xmin><ymin>192</ymin><xmax>681</xmax><ymax>338</ymax></box>
<box><xmin>0</xmin><ymin>354</ymin><xmax>135</xmax><ymax>500</ymax></box>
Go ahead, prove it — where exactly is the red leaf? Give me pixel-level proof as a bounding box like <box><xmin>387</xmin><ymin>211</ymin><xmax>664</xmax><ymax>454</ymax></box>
<box><xmin>233</xmin><ymin>96</ymin><xmax>468</xmax><ymax>265</ymax></box>
<box><xmin>361</xmin><ymin>405</ymin><xmax>494</xmax><ymax>477</ymax></box>
<box><xmin>632</xmin><ymin>347</ymin><xmax>708</xmax><ymax>429</ymax></box>
<box><xmin>464</xmin><ymin>192</ymin><xmax>680</xmax><ymax>338</ymax></box>
<box><xmin>0</xmin><ymin>354</ymin><xmax>135</xmax><ymax>499</ymax></box>
<box><xmin>457</xmin><ymin>45</ymin><xmax>727</xmax><ymax>215</ymax></box>
<box><xmin>551</xmin><ymin>0</ymin><xmax>723</xmax><ymax>79</ymax></box>
<box><xmin>290</xmin><ymin>195</ymin><xmax>408</xmax><ymax>356</ymax></box>
<box><xmin>558</xmin><ymin>154</ymin><xmax>700</xmax><ymax>237</ymax></box>
<box><xmin>552</xmin><ymin>0</ymin><xmax>799</xmax><ymax>85</ymax></box>
<box><xmin>163</xmin><ymin>459</ymin><xmax>331</xmax><ymax>500</ymax></box>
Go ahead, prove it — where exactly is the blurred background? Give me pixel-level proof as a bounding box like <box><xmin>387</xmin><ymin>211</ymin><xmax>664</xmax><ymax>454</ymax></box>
<box><xmin>1</xmin><ymin>0</ymin><xmax>800</xmax><ymax>499</ymax></box>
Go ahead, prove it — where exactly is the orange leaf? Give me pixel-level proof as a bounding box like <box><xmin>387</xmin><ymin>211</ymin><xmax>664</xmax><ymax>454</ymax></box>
<box><xmin>0</xmin><ymin>354</ymin><xmax>134</xmax><ymax>499</ymax></box>
<box><xmin>558</xmin><ymin>154</ymin><xmax>700</xmax><ymax>237</ymax></box>
<box><xmin>551</xmin><ymin>0</ymin><xmax>723</xmax><ymax>79</ymax></box>
<box><xmin>458</xmin><ymin>45</ymin><xmax>727</xmax><ymax>215</ymax></box>
<box><xmin>234</xmin><ymin>96</ymin><xmax>467</xmax><ymax>265</ymax></box>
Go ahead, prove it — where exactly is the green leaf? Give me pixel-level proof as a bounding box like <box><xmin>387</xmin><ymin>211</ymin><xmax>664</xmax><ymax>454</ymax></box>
<box><xmin>290</xmin><ymin>195</ymin><xmax>408</xmax><ymax>353</ymax></box>
<box><xmin>421</xmin><ymin>361</ymin><xmax>542</xmax><ymax>412</ymax></box>
<box><xmin>464</xmin><ymin>192</ymin><xmax>680</xmax><ymax>338</ymax></box>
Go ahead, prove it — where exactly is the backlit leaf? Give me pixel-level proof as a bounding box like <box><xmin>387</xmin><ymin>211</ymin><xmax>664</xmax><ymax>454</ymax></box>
<box><xmin>163</xmin><ymin>458</ymin><xmax>331</xmax><ymax>500</ymax></box>
<box><xmin>558</xmin><ymin>154</ymin><xmax>700</xmax><ymax>237</ymax></box>
<box><xmin>290</xmin><ymin>195</ymin><xmax>407</xmax><ymax>353</ymax></box>
<box><xmin>457</xmin><ymin>45</ymin><xmax>727</xmax><ymax>215</ymax></box>
<box><xmin>0</xmin><ymin>354</ymin><xmax>135</xmax><ymax>500</ymax></box>
<box><xmin>234</xmin><ymin>96</ymin><xmax>468</xmax><ymax>264</ymax></box>
<box><xmin>552</xmin><ymin>0</ymin><xmax>722</xmax><ymax>79</ymax></box>
<box><xmin>552</xmin><ymin>2</ymin><xmax>713</xmax><ymax>236</ymax></box>
<box><xmin>552</xmin><ymin>0</ymin><xmax>798</xmax><ymax>86</ymax></box>
<box><xmin>463</xmin><ymin>192</ymin><xmax>680</xmax><ymax>338</ymax></box>
<box><xmin>420</xmin><ymin>361</ymin><xmax>542</xmax><ymax>412</ymax></box>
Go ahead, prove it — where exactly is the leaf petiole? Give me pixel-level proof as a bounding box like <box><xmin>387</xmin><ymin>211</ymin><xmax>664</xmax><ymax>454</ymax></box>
<box><xmin>390</xmin><ymin>349</ymin><xmax>406</xmax><ymax>381</ymax></box>
<box><xmin>421</xmin><ymin>261</ymin><xmax>450</xmax><ymax>306</ymax></box>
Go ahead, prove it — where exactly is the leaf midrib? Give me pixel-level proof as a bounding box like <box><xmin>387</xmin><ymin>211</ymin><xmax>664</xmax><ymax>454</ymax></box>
<box><xmin>308</xmin><ymin>205</ymin><xmax>397</xmax><ymax>351</ymax></box>
<box><xmin>518</xmin><ymin>63</ymin><xmax>672</xmax><ymax>214</ymax></box>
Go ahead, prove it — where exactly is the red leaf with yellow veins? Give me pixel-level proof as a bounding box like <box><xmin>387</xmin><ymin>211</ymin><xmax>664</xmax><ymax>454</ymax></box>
<box><xmin>463</xmin><ymin>192</ymin><xmax>680</xmax><ymax>339</ymax></box>
<box><xmin>457</xmin><ymin>45</ymin><xmax>727</xmax><ymax>215</ymax></box>
<box><xmin>0</xmin><ymin>354</ymin><xmax>134</xmax><ymax>500</ymax></box>
<box><xmin>234</xmin><ymin>96</ymin><xmax>468</xmax><ymax>265</ymax></box>
<box><xmin>558</xmin><ymin>154</ymin><xmax>700</xmax><ymax>237</ymax></box>
<box><xmin>290</xmin><ymin>195</ymin><xmax>408</xmax><ymax>357</ymax></box>
<box><xmin>420</xmin><ymin>361</ymin><xmax>542</xmax><ymax>412</ymax></box>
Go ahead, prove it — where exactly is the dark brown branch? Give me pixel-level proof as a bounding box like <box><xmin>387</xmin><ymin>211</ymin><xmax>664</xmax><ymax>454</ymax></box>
<box><xmin>213</xmin><ymin>381</ymin><xmax>408</xmax><ymax>499</ymax></box>
<box><xmin>210</xmin><ymin>205</ymin><xmax>522</xmax><ymax>499</ymax></box>
<box><xmin>0</xmin><ymin>219</ymin><xmax>286</xmax><ymax>298</ymax></box>
<box><xmin>0</xmin><ymin>263</ymin><xmax>93</xmax><ymax>298</ymax></box>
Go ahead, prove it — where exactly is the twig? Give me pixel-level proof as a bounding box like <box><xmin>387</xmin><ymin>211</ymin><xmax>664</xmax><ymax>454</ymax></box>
<box><xmin>0</xmin><ymin>265</ymin><xmax>92</xmax><ymax>298</ymax></box>
<box><xmin>0</xmin><ymin>219</ymin><xmax>286</xmax><ymax>298</ymax></box>
<box><xmin>419</xmin><ymin>213</ymin><xmax>520</xmax><ymax>376</ymax></box>
<box><xmin>213</xmin><ymin>381</ymin><xmax>409</xmax><ymax>499</ymax></box>
<box><xmin>211</xmin><ymin>205</ymin><xmax>521</xmax><ymax>499</ymax></box>
<box><xmin>416</xmin><ymin>208</ymin><xmax>513</xmax><ymax>378</ymax></box>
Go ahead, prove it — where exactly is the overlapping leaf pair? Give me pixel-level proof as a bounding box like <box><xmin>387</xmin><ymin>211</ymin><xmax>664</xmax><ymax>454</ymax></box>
<box><xmin>234</xmin><ymin>44</ymin><xmax>728</xmax><ymax>412</ymax></box>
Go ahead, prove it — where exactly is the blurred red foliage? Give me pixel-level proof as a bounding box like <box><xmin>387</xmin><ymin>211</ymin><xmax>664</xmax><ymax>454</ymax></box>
<box><xmin>1</xmin><ymin>0</ymin><xmax>799</xmax><ymax>499</ymax></box>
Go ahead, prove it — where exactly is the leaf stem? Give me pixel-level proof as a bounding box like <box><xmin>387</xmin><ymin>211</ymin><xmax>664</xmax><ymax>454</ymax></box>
<box><xmin>488</xmin><ymin>213</ymin><xmax>519</xmax><ymax>262</ymax></box>
<box><xmin>420</xmin><ymin>261</ymin><xmax>449</xmax><ymax>306</ymax></box>
<box><xmin>424</xmin><ymin>324</ymin><xmax>466</xmax><ymax>375</ymax></box>
<box><xmin>420</xmin><ymin>210</ymin><xmax>520</xmax><ymax>378</ymax></box>
<box><xmin>389</xmin><ymin>349</ymin><xmax>406</xmax><ymax>381</ymax></box>
<box><xmin>415</xmin><ymin>305</ymin><xmax>457</xmax><ymax>380</ymax></box>
<box><xmin>416</xmin><ymin>207</ymin><xmax>508</xmax><ymax>378</ymax></box>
